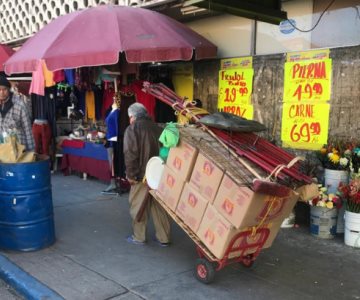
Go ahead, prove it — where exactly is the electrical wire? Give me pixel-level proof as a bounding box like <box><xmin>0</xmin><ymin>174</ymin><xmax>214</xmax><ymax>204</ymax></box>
<box><xmin>286</xmin><ymin>0</ymin><xmax>336</xmax><ymax>33</ymax></box>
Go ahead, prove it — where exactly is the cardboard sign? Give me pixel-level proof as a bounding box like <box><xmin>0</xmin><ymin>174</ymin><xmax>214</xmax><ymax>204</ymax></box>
<box><xmin>218</xmin><ymin>68</ymin><xmax>254</xmax><ymax>106</ymax></box>
<box><xmin>220</xmin><ymin>57</ymin><xmax>253</xmax><ymax>70</ymax></box>
<box><xmin>286</xmin><ymin>49</ymin><xmax>329</xmax><ymax>62</ymax></box>
<box><xmin>218</xmin><ymin>104</ymin><xmax>253</xmax><ymax>120</ymax></box>
<box><xmin>283</xmin><ymin>59</ymin><xmax>332</xmax><ymax>102</ymax></box>
<box><xmin>281</xmin><ymin>102</ymin><xmax>330</xmax><ymax>150</ymax></box>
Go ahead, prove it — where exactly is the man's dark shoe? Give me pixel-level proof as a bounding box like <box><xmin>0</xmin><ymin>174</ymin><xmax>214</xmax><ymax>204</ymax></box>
<box><xmin>101</xmin><ymin>188</ymin><xmax>118</xmax><ymax>195</ymax></box>
<box><xmin>154</xmin><ymin>238</ymin><xmax>171</xmax><ymax>247</ymax></box>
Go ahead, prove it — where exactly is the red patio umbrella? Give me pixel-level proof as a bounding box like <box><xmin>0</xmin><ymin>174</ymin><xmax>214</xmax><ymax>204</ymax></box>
<box><xmin>0</xmin><ymin>43</ymin><xmax>15</xmax><ymax>72</ymax></box>
<box><xmin>4</xmin><ymin>5</ymin><xmax>217</xmax><ymax>74</ymax></box>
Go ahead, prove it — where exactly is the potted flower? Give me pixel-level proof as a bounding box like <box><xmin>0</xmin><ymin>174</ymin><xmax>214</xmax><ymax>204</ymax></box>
<box><xmin>317</xmin><ymin>142</ymin><xmax>351</xmax><ymax>192</ymax></box>
<box><xmin>338</xmin><ymin>179</ymin><xmax>360</xmax><ymax>247</ymax></box>
<box><xmin>309</xmin><ymin>185</ymin><xmax>341</xmax><ymax>239</ymax></box>
<box><xmin>316</xmin><ymin>141</ymin><xmax>353</xmax><ymax>233</ymax></box>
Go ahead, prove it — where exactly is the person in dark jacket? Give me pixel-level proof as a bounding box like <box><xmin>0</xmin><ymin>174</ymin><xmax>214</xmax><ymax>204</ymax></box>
<box><xmin>123</xmin><ymin>103</ymin><xmax>171</xmax><ymax>246</ymax></box>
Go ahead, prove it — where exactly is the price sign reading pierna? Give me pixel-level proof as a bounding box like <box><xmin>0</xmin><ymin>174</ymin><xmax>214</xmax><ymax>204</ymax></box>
<box><xmin>283</xmin><ymin>59</ymin><xmax>332</xmax><ymax>102</ymax></box>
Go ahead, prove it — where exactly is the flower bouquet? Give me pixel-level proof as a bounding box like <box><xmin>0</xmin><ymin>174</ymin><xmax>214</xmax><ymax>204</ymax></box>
<box><xmin>316</xmin><ymin>142</ymin><xmax>352</xmax><ymax>171</ymax></box>
<box><xmin>309</xmin><ymin>184</ymin><xmax>340</xmax><ymax>239</ymax></box>
<box><xmin>309</xmin><ymin>185</ymin><xmax>342</xmax><ymax>209</ymax></box>
<box><xmin>337</xmin><ymin>178</ymin><xmax>360</xmax><ymax>247</ymax></box>
<box><xmin>338</xmin><ymin>179</ymin><xmax>360</xmax><ymax>213</ymax></box>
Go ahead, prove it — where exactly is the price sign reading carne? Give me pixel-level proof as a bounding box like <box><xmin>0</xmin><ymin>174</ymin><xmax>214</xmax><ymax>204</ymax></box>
<box><xmin>281</xmin><ymin>103</ymin><xmax>330</xmax><ymax>150</ymax></box>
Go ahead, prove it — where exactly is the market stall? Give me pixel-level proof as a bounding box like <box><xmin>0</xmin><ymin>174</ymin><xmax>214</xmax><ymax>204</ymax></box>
<box><xmin>61</xmin><ymin>139</ymin><xmax>110</xmax><ymax>181</ymax></box>
<box><xmin>3</xmin><ymin>4</ymin><xmax>217</xmax><ymax>181</ymax></box>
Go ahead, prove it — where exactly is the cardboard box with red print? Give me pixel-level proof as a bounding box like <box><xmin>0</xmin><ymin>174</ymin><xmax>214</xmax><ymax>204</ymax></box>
<box><xmin>157</xmin><ymin>165</ymin><xmax>186</xmax><ymax>212</ymax></box>
<box><xmin>176</xmin><ymin>182</ymin><xmax>208</xmax><ymax>232</ymax></box>
<box><xmin>213</xmin><ymin>173</ymin><xmax>299</xmax><ymax>229</ymax></box>
<box><xmin>166</xmin><ymin>140</ymin><xmax>198</xmax><ymax>181</ymax></box>
<box><xmin>190</xmin><ymin>152</ymin><xmax>224</xmax><ymax>203</ymax></box>
<box><xmin>197</xmin><ymin>204</ymin><xmax>243</xmax><ymax>259</ymax></box>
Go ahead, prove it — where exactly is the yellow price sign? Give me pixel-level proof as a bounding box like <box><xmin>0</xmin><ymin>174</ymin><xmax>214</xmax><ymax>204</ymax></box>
<box><xmin>283</xmin><ymin>59</ymin><xmax>332</xmax><ymax>103</ymax></box>
<box><xmin>286</xmin><ymin>49</ymin><xmax>329</xmax><ymax>62</ymax></box>
<box><xmin>218</xmin><ymin>68</ymin><xmax>254</xmax><ymax>107</ymax></box>
<box><xmin>218</xmin><ymin>104</ymin><xmax>253</xmax><ymax>120</ymax></box>
<box><xmin>281</xmin><ymin>102</ymin><xmax>330</xmax><ymax>150</ymax></box>
<box><xmin>220</xmin><ymin>56</ymin><xmax>253</xmax><ymax>69</ymax></box>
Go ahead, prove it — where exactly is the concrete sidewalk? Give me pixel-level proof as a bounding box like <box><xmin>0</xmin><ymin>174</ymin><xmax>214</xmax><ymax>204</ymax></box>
<box><xmin>1</xmin><ymin>173</ymin><xmax>360</xmax><ymax>300</ymax></box>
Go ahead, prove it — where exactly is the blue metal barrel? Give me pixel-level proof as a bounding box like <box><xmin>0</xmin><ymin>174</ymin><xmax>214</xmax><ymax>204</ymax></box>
<box><xmin>0</xmin><ymin>157</ymin><xmax>55</xmax><ymax>251</ymax></box>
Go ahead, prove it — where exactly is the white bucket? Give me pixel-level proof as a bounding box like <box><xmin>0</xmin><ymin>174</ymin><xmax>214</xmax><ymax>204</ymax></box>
<box><xmin>310</xmin><ymin>206</ymin><xmax>337</xmax><ymax>239</ymax></box>
<box><xmin>324</xmin><ymin>169</ymin><xmax>349</xmax><ymax>194</ymax></box>
<box><xmin>344</xmin><ymin>210</ymin><xmax>360</xmax><ymax>248</ymax></box>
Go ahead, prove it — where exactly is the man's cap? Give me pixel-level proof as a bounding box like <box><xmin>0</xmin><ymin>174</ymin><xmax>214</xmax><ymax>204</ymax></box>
<box><xmin>0</xmin><ymin>76</ymin><xmax>11</xmax><ymax>88</ymax></box>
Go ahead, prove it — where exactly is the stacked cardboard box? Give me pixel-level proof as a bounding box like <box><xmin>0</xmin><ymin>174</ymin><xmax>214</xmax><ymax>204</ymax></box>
<box><xmin>175</xmin><ymin>152</ymin><xmax>225</xmax><ymax>231</ymax></box>
<box><xmin>189</xmin><ymin>152</ymin><xmax>224</xmax><ymax>203</ymax></box>
<box><xmin>157</xmin><ymin>166</ymin><xmax>186</xmax><ymax>211</ymax></box>
<box><xmin>197</xmin><ymin>173</ymin><xmax>299</xmax><ymax>258</ymax></box>
<box><xmin>156</xmin><ymin>131</ymin><xmax>300</xmax><ymax>260</ymax></box>
<box><xmin>157</xmin><ymin>140</ymin><xmax>198</xmax><ymax>212</ymax></box>
<box><xmin>176</xmin><ymin>183</ymin><xmax>208</xmax><ymax>232</ymax></box>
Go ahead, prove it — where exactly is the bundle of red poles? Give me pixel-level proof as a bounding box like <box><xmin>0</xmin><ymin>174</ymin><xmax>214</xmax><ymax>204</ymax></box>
<box><xmin>142</xmin><ymin>82</ymin><xmax>312</xmax><ymax>190</ymax></box>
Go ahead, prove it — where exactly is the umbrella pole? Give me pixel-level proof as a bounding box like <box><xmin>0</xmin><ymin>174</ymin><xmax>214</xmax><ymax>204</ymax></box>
<box><xmin>114</xmin><ymin>78</ymin><xmax>117</xmax><ymax>93</ymax></box>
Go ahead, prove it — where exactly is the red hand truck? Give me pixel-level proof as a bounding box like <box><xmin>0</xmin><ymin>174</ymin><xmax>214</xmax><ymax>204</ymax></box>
<box><xmin>150</xmin><ymin>190</ymin><xmax>270</xmax><ymax>284</ymax></box>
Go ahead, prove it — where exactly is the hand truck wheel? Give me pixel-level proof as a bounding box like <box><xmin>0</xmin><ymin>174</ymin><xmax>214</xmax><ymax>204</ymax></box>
<box><xmin>241</xmin><ymin>254</ymin><xmax>254</xmax><ymax>268</ymax></box>
<box><xmin>194</xmin><ymin>258</ymin><xmax>215</xmax><ymax>284</ymax></box>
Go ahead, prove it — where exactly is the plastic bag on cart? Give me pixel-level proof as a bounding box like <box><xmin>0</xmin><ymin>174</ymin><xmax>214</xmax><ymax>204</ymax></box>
<box><xmin>198</xmin><ymin>112</ymin><xmax>266</xmax><ymax>133</ymax></box>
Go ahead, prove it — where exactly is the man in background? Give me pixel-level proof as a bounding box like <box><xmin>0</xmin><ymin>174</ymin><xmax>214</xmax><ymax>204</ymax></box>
<box><xmin>0</xmin><ymin>76</ymin><xmax>34</xmax><ymax>150</ymax></box>
<box><xmin>123</xmin><ymin>102</ymin><xmax>170</xmax><ymax>246</ymax></box>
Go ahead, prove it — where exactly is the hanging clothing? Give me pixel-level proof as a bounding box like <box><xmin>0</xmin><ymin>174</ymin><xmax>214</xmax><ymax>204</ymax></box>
<box><xmin>53</xmin><ymin>70</ymin><xmax>65</xmax><ymax>83</ymax></box>
<box><xmin>55</xmin><ymin>86</ymin><xmax>71</xmax><ymax>118</ymax></box>
<box><xmin>31</xmin><ymin>87</ymin><xmax>57</xmax><ymax>152</ymax></box>
<box><xmin>32</xmin><ymin>120</ymin><xmax>52</xmax><ymax>155</ymax></box>
<box><xmin>113</xmin><ymin>92</ymin><xmax>136</xmax><ymax>178</ymax></box>
<box><xmin>64</xmin><ymin>69</ymin><xmax>75</xmax><ymax>86</ymax></box>
<box><xmin>105</xmin><ymin>107</ymin><xmax>119</xmax><ymax>141</ymax></box>
<box><xmin>101</xmin><ymin>87</ymin><xmax>115</xmax><ymax>119</ymax></box>
<box><xmin>85</xmin><ymin>90</ymin><xmax>95</xmax><ymax>121</ymax></box>
<box><xmin>74</xmin><ymin>88</ymin><xmax>86</xmax><ymax>114</ymax></box>
<box><xmin>29</xmin><ymin>62</ymin><xmax>45</xmax><ymax>96</ymax></box>
<box><xmin>93</xmin><ymin>85</ymin><xmax>103</xmax><ymax>121</ymax></box>
<box><xmin>95</xmin><ymin>67</ymin><xmax>118</xmax><ymax>85</ymax></box>
<box><xmin>130</xmin><ymin>80</ymin><xmax>156</xmax><ymax>119</ymax></box>
<box><xmin>42</xmin><ymin>62</ymin><xmax>55</xmax><ymax>87</ymax></box>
